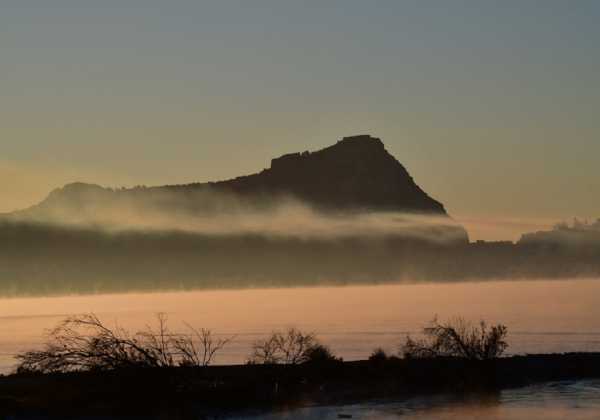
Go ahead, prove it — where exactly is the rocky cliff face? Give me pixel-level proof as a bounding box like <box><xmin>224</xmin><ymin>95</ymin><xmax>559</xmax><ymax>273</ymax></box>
<box><xmin>204</xmin><ymin>135</ymin><xmax>447</xmax><ymax>214</ymax></box>
<box><xmin>11</xmin><ymin>135</ymin><xmax>450</xmax><ymax>220</ymax></box>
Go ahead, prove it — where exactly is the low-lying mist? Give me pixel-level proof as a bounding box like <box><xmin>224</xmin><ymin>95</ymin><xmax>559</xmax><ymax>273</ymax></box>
<box><xmin>1</xmin><ymin>184</ymin><xmax>599</xmax><ymax>297</ymax></box>
<box><xmin>9</xmin><ymin>185</ymin><xmax>468</xmax><ymax>243</ymax></box>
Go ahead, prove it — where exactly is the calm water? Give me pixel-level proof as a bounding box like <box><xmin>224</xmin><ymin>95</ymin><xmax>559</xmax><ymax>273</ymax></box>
<box><xmin>1</xmin><ymin>278</ymin><xmax>600</xmax><ymax>374</ymax></box>
<box><xmin>234</xmin><ymin>380</ymin><xmax>600</xmax><ymax>419</ymax></box>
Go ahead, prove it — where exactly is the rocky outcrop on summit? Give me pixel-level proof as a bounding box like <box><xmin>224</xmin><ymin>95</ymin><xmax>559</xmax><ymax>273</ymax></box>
<box><xmin>203</xmin><ymin>135</ymin><xmax>447</xmax><ymax>214</ymax></box>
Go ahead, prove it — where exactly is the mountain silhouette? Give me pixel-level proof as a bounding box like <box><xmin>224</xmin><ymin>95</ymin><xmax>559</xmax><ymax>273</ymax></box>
<box><xmin>204</xmin><ymin>134</ymin><xmax>446</xmax><ymax>214</ymax></box>
<box><xmin>12</xmin><ymin>135</ymin><xmax>448</xmax><ymax>220</ymax></box>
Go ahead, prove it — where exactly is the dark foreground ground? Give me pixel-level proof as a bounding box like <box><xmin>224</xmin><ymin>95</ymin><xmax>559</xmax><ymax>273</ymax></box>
<box><xmin>1</xmin><ymin>353</ymin><xmax>599</xmax><ymax>418</ymax></box>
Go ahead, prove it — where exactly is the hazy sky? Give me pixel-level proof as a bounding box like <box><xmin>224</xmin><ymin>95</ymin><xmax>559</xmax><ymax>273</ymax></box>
<box><xmin>2</xmin><ymin>1</ymin><xmax>599</xmax><ymax>240</ymax></box>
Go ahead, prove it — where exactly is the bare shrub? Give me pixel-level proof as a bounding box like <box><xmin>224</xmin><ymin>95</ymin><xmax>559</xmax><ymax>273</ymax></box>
<box><xmin>16</xmin><ymin>313</ymin><xmax>233</xmax><ymax>373</ymax></box>
<box><xmin>249</xmin><ymin>333</ymin><xmax>283</xmax><ymax>364</ymax></box>
<box><xmin>401</xmin><ymin>317</ymin><xmax>508</xmax><ymax>360</ymax></box>
<box><xmin>173</xmin><ymin>324</ymin><xmax>233</xmax><ymax>367</ymax></box>
<box><xmin>248</xmin><ymin>328</ymin><xmax>335</xmax><ymax>365</ymax></box>
<box><xmin>369</xmin><ymin>348</ymin><xmax>388</xmax><ymax>362</ymax></box>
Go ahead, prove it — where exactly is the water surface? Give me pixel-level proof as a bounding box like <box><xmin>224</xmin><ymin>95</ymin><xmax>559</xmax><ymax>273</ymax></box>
<box><xmin>1</xmin><ymin>278</ymin><xmax>599</xmax><ymax>373</ymax></box>
<box><xmin>232</xmin><ymin>380</ymin><xmax>600</xmax><ymax>419</ymax></box>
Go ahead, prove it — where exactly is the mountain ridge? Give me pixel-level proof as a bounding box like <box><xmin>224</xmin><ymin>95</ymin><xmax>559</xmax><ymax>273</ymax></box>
<box><xmin>12</xmin><ymin>135</ymin><xmax>448</xmax><ymax>219</ymax></box>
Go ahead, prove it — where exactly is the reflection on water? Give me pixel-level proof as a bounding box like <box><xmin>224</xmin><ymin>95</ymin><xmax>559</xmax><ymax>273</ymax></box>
<box><xmin>0</xmin><ymin>278</ymin><xmax>600</xmax><ymax>373</ymax></box>
<box><xmin>231</xmin><ymin>380</ymin><xmax>600</xmax><ymax>419</ymax></box>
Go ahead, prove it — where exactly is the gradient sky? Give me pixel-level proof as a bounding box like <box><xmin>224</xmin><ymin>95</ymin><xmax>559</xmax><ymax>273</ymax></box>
<box><xmin>2</xmin><ymin>1</ymin><xmax>599</xmax><ymax>240</ymax></box>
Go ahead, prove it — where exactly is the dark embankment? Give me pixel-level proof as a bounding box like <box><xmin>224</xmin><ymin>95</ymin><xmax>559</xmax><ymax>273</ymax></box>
<box><xmin>1</xmin><ymin>353</ymin><xmax>599</xmax><ymax>417</ymax></box>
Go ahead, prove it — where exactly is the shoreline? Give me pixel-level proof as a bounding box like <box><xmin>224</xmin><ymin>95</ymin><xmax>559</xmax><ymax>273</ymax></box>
<box><xmin>2</xmin><ymin>352</ymin><xmax>600</xmax><ymax>417</ymax></box>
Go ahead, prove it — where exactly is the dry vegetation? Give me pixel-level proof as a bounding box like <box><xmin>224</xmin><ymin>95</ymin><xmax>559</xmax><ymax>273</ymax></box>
<box><xmin>401</xmin><ymin>317</ymin><xmax>508</xmax><ymax>360</ymax></box>
<box><xmin>15</xmin><ymin>314</ymin><xmax>508</xmax><ymax>374</ymax></box>
<box><xmin>248</xmin><ymin>327</ymin><xmax>339</xmax><ymax>365</ymax></box>
<box><xmin>16</xmin><ymin>313</ymin><xmax>233</xmax><ymax>373</ymax></box>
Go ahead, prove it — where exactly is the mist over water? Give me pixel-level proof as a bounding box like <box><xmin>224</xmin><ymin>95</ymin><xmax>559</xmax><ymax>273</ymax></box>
<box><xmin>11</xmin><ymin>186</ymin><xmax>467</xmax><ymax>242</ymax></box>
<box><xmin>0</xmin><ymin>187</ymin><xmax>495</xmax><ymax>296</ymax></box>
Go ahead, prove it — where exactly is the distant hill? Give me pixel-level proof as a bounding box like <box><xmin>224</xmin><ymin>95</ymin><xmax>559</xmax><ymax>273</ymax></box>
<box><xmin>10</xmin><ymin>135</ymin><xmax>448</xmax><ymax>223</ymax></box>
<box><xmin>519</xmin><ymin>219</ymin><xmax>600</xmax><ymax>249</ymax></box>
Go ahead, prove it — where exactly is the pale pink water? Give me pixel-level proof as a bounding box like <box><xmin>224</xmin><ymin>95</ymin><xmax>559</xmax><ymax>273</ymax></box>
<box><xmin>1</xmin><ymin>278</ymin><xmax>599</xmax><ymax>373</ymax></box>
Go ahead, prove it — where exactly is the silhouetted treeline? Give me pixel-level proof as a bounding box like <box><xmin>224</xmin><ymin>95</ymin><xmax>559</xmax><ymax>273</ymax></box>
<box><xmin>1</xmin><ymin>220</ymin><xmax>600</xmax><ymax>296</ymax></box>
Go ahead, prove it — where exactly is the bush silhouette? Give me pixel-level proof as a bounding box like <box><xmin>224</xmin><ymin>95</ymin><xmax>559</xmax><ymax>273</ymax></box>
<box><xmin>369</xmin><ymin>348</ymin><xmax>388</xmax><ymax>363</ymax></box>
<box><xmin>303</xmin><ymin>344</ymin><xmax>341</xmax><ymax>364</ymax></box>
<box><xmin>16</xmin><ymin>313</ymin><xmax>233</xmax><ymax>373</ymax></box>
<box><xmin>401</xmin><ymin>317</ymin><xmax>508</xmax><ymax>360</ymax></box>
<box><xmin>248</xmin><ymin>328</ymin><xmax>337</xmax><ymax>365</ymax></box>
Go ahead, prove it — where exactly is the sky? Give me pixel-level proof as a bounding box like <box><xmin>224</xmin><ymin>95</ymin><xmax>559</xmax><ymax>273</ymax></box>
<box><xmin>1</xmin><ymin>1</ymin><xmax>599</xmax><ymax>240</ymax></box>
